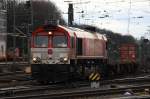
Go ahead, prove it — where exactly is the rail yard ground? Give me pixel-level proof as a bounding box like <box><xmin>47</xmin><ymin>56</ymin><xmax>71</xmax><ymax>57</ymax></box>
<box><xmin>1</xmin><ymin>76</ymin><xmax>150</xmax><ymax>99</ymax></box>
<box><xmin>0</xmin><ymin>65</ymin><xmax>150</xmax><ymax>99</ymax></box>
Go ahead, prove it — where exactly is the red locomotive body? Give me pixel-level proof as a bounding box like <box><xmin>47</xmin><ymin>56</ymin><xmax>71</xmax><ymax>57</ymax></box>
<box><xmin>31</xmin><ymin>24</ymin><xmax>107</xmax><ymax>83</ymax></box>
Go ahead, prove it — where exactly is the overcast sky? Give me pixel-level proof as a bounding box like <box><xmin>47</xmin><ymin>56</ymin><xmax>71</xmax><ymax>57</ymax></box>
<box><xmin>50</xmin><ymin>0</ymin><xmax>150</xmax><ymax>39</ymax></box>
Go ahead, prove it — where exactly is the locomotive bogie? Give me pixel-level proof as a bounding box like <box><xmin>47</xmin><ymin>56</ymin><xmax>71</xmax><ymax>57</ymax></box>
<box><xmin>31</xmin><ymin>64</ymin><xmax>73</xmax><ymax>83</ymax></box>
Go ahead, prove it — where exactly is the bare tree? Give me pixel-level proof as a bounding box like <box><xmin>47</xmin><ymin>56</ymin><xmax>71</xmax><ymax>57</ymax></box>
<box><xmin>32</xmin><ymin>0</ymin><xmax>66</xmax><ymax>29</ymax></box>
<box><xmin>7</xmin><ymin>0</ymin><xmax>66</xmax><ymax>33</ymax></box>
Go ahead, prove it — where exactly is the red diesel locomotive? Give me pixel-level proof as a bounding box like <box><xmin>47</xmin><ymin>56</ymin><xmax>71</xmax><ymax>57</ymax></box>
<box><xmin>31</xmin><ymin>24</ymin><xmax>107</xmax><ymax>83</ymax></box>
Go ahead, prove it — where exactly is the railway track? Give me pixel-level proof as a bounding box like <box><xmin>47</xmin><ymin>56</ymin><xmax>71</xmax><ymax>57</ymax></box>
<box><xmin>101</xmin><ymin>74</ymin><xmax>150</xmax><ymax>85</ymax></box>
<box><xmin>0</xmin><ymin>73</ymin><xmax>149</xmax><ymax>88</ymax></box>
<box><xmin>0</xmin><ymin>69</ymin><xmax>150</xmax><ymax>98</ymax></box>
<box><xmin>0</xmin><ymin>71</ymin><xmax>31</xmax><ymax>82</ymax></box>
<box><xmin>1</xmin><ymin>82</ymin><xmax>150</xmax><ymax>99</ymax></box>
<box><xmin>112</xmin><ymin>95</ymin><xmax>150</xmax><ymax>99</ymax></box>
<box><xmin>0</xmin><ymin>74</ymin><xmax>150</xmax><ymax>99</ymax></box>
<box><xmin>0</xmin><ymin>71</ymin><xmax>33</xmax><ymax>88</ymax></box>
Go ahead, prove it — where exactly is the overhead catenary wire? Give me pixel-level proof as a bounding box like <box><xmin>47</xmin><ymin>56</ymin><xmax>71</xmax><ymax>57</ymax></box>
<box><xmin>8</xmin><ymin>0</ymin><xmax>150</xmax><ymax>38</ymax></box>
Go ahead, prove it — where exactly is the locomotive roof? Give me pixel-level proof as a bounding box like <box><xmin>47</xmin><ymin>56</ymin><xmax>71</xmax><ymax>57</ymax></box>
<box><xmin>34</xmin><ymin>25</ymin><xmax>107</xmax><ymax>41</ymax></box>
<box><xmin>59</xmin><ymin>25</ymin><xmax>107</xmax><ymax>41</ymax></box>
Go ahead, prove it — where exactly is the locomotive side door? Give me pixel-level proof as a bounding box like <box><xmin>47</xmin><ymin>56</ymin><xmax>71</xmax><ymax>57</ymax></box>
<box><xmin>76</xmin><ymin>38</ymin><xmax>83</xmax><ymax>55</ymax></box>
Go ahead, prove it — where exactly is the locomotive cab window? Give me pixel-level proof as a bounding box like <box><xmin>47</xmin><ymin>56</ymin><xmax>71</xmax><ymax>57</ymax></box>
<box><xmin>53</xmin><ymin>36</ymin><xmax>67</xmax><ymax>48</ymax></box>
<box><xmin>34</xmin><ymin>36</ymin><xmax>48</xmax><ymax>47</ymax></box>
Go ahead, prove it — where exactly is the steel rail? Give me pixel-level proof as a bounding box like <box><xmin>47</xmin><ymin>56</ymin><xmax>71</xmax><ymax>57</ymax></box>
<box><xmin>1</xmin><ymin>74</ymin><xmax>150</xmax><ymax>97</ymax></box>
<box><xmin>2</xmin><ymin>84</ymin><xmax>150</xmax><ymax>99</ymax></box>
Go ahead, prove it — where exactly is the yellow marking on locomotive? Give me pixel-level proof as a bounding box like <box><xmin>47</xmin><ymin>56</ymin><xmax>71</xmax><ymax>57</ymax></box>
<box><xmin>89</xmin><ymin>73</ymin><xmax>94</xmax><ymax>80</ymax></box>
<box><xmin>96</xmin><ymin>76</ymin><xmax>100</xmax><ymax>81</ymax></box>
<box><xmin>89</xmin><ymin>72</ymin><xmax>100</xmax><ymax>81</ymax></box>
<box><xmin>92</xmin><ymin>73</ymin><xmax>99</xmax><ymax>81</ymax></box>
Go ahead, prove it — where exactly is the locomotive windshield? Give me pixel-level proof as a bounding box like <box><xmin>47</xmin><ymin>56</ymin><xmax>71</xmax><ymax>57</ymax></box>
<box><xmin>53</xmin><ymin>36</ymin><xmax>67</xmax><ymax>48</ymax></box>
<box><xmin>33</xmin><ymin>32</ymin><xmax>67</xmax><ymax>48</ymax></box>
<box><xmin>34</xmin><ymin>36</ymin><xmax>48</xmax><ymax>47</ymax></box>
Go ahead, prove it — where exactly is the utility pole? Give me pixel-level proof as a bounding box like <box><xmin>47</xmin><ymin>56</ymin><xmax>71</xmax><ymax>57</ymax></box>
<box><xmin>26</xmin><ymin>0</ymin><xmax>33</xmax><ymax>30</ymax></box>
<box><xmin>65</xmin><ymin>1</ymin><xmax>90</xmax><ymax>26</ymax></box>
<box><xmin>13</xmin><ymin>0</ymin><xmax>16</xmax><ymax>71</ymax></box>
<box><xmin>68</xmin><ymin>3</ymin><xmax>74</xmax><ymax>26</ymax></box>
<box><xmin>30</xmin><ymin>0</ymin><xmax>33</xmax><ymax>31</ymax></box>
<box><xmin>29</xmin><ymin>0</ymin><xmax>33</xmax><ymax>64</ymax></box>
<box><xmin>25</xmin><ymin>0</ymin><xmax>33</xmax><ymax>64</ymax></box>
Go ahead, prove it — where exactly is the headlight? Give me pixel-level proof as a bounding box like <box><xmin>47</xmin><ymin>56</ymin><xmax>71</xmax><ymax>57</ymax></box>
<box><xmin>33</xmin><ymin>57</ymin><xmax>37</xmax><ymax>61</ymax></box>
<box><xmin>60</xmin><ymin>57</ymin><xmax>68</xmax><ymax>63</ymax></box>
<box><xmin>32</xmin><ymin>57</ymin><xmax>41</xmax><ymax>63</ymax></box>
<box><xmin>63</xmin><ymin>57</ymin><xmax>68</xmax><ymax>62</ymax></box>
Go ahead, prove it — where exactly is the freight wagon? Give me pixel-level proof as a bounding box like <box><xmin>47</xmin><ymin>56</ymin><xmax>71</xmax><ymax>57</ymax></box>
<box><xmin>108</xmin><ymin>43</ymin><xmax>138</xmax><ymax>75</ymax></box>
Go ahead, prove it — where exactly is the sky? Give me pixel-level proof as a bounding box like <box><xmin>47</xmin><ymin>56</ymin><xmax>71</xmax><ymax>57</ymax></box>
<box><xmin>50</xmin><ymin>0</ymin><xmax>150</xmax><ymax>39</ymax></box>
